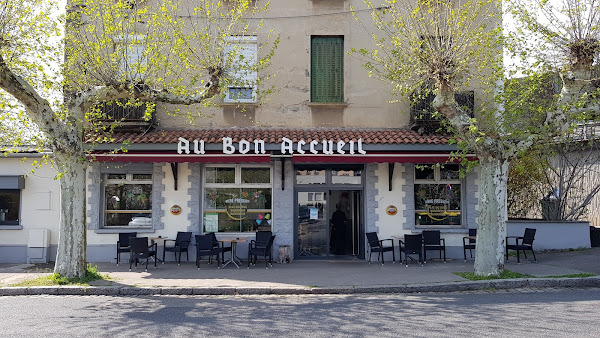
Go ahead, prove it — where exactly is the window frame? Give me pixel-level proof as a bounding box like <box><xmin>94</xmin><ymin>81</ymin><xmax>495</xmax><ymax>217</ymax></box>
<box><xmin>224</xmin><ymin>35</ymin><xmax>258</xmax><ymax>103</ymax></box>
<box><xmin>102</xmin><ymin>172</ymin><xmax>153</xmax><ymax>228</ymax></box>
<box><xmin>0</xmin><ymin>189</ymin><xmax>21</xmax><ymax>227</ymax></box>
<box><xmin>203</xmin><ymin>164</ymin><xmax>273</xmax><ymax>233</ymax></box>
<box><xmin>414</xmin><ymin>164</ymin><xmax>464</xmax><ymax>227</ymax></box>
<box><xmin>115</xmin><ymin>34</ymin><xmax>147</xmax><ymax>81</ymax></box>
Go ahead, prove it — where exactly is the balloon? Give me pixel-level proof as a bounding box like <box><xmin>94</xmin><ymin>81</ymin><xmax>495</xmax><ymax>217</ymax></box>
<box><xmin>265</xmin><ymin>214</ymin><xmax>271</xmax><ymax>220</ymax></box>
<box><xmin>258</xmin><ymin>214</ymin><xmax>264</xmax><ymax>220</ymax></box>
<box><xmin>256</xmin><ymin>219</ymin><xmax>262</xmax><ymax>225</ymax></box>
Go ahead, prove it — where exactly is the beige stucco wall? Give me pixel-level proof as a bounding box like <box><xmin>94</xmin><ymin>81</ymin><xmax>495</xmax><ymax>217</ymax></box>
<box><xmin>0</xmin><ymin>157</ymin><xmax>60</xmax><ymax>246</ymax></box>
<box><xmin>156</xmin><ymin>0</ymin><xmax>419</xmax><ymax>129</ymax></box>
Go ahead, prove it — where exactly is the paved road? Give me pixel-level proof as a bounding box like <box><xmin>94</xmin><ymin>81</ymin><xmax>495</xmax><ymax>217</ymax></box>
<box><xmin>1</xmin><ymin>288</ymin><xmax>600</xmax><ymax>337</ymax></box>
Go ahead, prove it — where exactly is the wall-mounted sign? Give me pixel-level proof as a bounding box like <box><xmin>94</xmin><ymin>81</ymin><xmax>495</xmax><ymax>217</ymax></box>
<box><xmin>177</xmin><ymin>137</ymin><xmax>367</xmax><ymax>155</ymax></box>
<box><xmin>170</xmin><ymin>205</ymin><xmax>182</xmax><ymax>215</ymax></box>
<box><xmin>386</xmin><ymin>205</ymin><xmax>398</xmax><ymax>216</ymax></box>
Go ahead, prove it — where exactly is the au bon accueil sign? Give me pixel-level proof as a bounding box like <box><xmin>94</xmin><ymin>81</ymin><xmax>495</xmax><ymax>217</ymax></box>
<box><xmin>177</xmin><ymin>137</ymin><xmax>367</xmax><ymax>155</ymax></box>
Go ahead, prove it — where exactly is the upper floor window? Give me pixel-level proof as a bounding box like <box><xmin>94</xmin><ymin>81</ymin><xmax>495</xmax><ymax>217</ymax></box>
<box><xmin>116</xmin><ymin>35</ymin><xmax>146</xmax><ymax>81</ymax></box>
<box><xmin>224</xmin><ymin>36</ymin><xmax>258</xmax><ymax>103</ymax></box>
<box><xmin>414</xmin><ymin>164</ymin><xmax>462</xmax><ymax>226</ymax></box>
<box><xmin>311</xmin><ymin>36</ymin><xmax>344</xmax><ymax>103</ymax></box>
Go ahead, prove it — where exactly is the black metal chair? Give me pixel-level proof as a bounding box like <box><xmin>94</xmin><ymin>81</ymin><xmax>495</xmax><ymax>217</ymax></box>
<box><xmin>251</xmin><ymin>231</ymin><xmax>272</xmax><ymax>249</ymax></box>
<box><xmin>402</xmin><ymin>234</ymin><xmax>423</xmax><ymax>267</ymax></box>
<box><xmin>129</xmin><ymin>237</ymin><xmax>157</xmax><ymax>271</ymax></box>
<box><xmin>463</xmin><ymin>228</ymin><xmax>477</xmax><ymax>262</ymax></box>
<box><xmin>209</xmin><ymin>232</ymin><xmax>231</xmax><ymax>264</ymax></box>
<box><xmin>195</xmin><ymin>234</ymin><xmax>221</xmax><ymax>269</ymax></box>
<box><xmin>423</xmin><ymin>230</ymin><xmax>446</xmax><ymax>263</ymax></box>
<box><xmin>506</xmin><ymin>228</ymin><xmax>537</xmax><ymax>263</ymax></box>
<box><xmin>116</xmin><ymin>232</ymin><xmax>137</xmax><ymax>266</ymax></box>
<box><xmin>366</xmin><ymin>232</ymin><xmax>396</xmax><ymax>265</ymax></box>
<box><xmin>163</xmin><ymin>231</ymin><xmax>192</xmax><ymax>265</ymax></box>
<box><xmin>248</xmin><ymin>235</ymin><xmax>276</xmax><ymax>269</ymax></box>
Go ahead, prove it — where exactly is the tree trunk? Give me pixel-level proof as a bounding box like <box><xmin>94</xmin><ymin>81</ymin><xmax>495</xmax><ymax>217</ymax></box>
<box><xmin>53</xmin><ymin>151</ymin><xmax>88</xmax><ymax>279</ymax></box>
<box><xmin>474</xmin><ymin>156</ymin><xmax>509</xmax><ymax>276</ymax></box>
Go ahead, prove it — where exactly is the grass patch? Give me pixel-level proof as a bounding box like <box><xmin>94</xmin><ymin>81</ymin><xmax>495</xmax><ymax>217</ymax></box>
<box><xmin>454</xmin><ymin>270</ymin><xmax>533</xmax><ymax>280</ymax></box>
<box><xmin>542</xmin><ymin>273</ymin><xmax>596</xmax><ymax>278</ymax></box>
<box><xmin>9</xmin><ymin>264</ymin><xmax>109</xmax><ymax>287</ymax></box>
<box><xmin>454</xmin><ymin>270</ymin><xmax>596</xmax><ymax>281</ymax></box>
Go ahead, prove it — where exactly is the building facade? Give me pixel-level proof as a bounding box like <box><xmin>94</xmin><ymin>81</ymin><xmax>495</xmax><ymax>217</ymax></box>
<box><xmin>1</xmin><ymin>0</ymin><xmax>488</xmax><ymax>263</ymax></box>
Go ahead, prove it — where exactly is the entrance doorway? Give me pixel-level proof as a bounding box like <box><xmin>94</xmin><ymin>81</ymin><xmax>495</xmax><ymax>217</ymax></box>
<box><xmin>296</xmin><ymin>190</ymin><xmax>362</xmax><ymax>258</ymax></box>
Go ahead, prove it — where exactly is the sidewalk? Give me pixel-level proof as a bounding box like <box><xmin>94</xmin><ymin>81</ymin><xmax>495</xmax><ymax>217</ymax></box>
<box><xmin>1</xmin><ymin>248</ymin><xmax>600</xmax><ymax>295</ymax></box>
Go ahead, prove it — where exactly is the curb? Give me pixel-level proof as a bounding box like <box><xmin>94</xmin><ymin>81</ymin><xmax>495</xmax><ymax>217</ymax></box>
<box><xmin>2</xmin><ymin>277</ymin><xmax>600</xmax><ymax>296</ymax></box>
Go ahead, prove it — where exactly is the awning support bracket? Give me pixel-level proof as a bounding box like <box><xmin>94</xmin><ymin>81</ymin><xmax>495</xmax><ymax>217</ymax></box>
<box><xmin>171</xmin><ymin>162</ymin><xmax>178</xmax><ymax>191</ymax></box>
<box><xmin>389</xmin><ymin>162</ymin><xmax>395</xmax><ymax>191</ymax></box>
<box><xmin>281</xmin><ymin>157</ymin><xmax>286</xmax><ymax>190</ymax></box>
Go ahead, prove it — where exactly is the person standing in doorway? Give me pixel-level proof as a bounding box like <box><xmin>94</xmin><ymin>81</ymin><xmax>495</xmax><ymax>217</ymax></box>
<box><xmin>331</xmin><ymin>204</ymin><xmax>347</xmax><ymax>255</ymax></box>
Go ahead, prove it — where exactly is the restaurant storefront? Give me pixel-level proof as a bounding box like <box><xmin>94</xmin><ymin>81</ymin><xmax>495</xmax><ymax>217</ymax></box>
<box><xmin>84</xmin><ymin>128</ymin><xmax>479</xmax><ymax>262</ymax></box>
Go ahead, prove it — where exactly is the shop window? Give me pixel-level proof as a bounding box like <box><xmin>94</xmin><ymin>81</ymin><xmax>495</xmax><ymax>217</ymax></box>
<box><xmin>295</xmin><ymin>169</ymin><xmax>326</xmax><ymax>185</ymax></box>
<box><xmin>331</xmin><ymin>169</ymin><xmax>362</xmax><ymax>185</ymax></box>
<box><xmin>0</xmin><ymin>190</ymin><xmax>20</xmax><ymax>226</ymax></box>
<box><xmin>104</xmin><ymin>173</ymin><xmax>152</xmax><ymax>227</ymax></box>
<box><xmin>311</xmin><ymin>36</ymin><xmax>344</xmax><ymax>103</ymax></box>
<box><xmin>414</xmin><ymin>164</ymin><xmax>462</xmax><ymax>226</ymax></box>
<box><xmin>203</xmin><ymin>165</ymin><xmax>272</xmax><ymax>233</ymax></box>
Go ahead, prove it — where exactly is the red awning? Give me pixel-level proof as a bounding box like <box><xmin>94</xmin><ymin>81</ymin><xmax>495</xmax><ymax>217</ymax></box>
<box><xmin>92</xmin><ymin>153</ymin><xmax>271</xmax><ymax>163</ymax></box>
<box><xmin>291</xmin><ymin>153</ymin><xmax>463</xmax><ymax>163</ymax></box>
<box><xmin>92</xmin><ymin>152</ymin><xmax>472</xmax><ymax>164</ymax></box>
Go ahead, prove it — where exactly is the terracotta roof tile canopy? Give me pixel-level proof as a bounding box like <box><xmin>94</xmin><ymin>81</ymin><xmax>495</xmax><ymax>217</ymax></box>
<box><xmin>90</xmin><ymin>127</ymin><xmax>452</xmax><ymax>146</ymax></box>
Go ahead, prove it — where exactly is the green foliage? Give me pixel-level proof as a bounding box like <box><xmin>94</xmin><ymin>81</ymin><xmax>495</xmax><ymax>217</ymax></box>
<box><xmin>351</xmin><ymin>0</ymin><xmax>502</xmax><ymax>97</ymax></box>
<box><xmin>455</xmin><ymin>269</ymin><xmax>533</xmax><ymax>280</ymax></box>
<box><xmin>507</xmin><ymin>150</ymin><xmax>546</xmax><ymax>218</ymax></box>
<box><xmin>455</xmin><ymin>270</ymin><xmax>596</xmax><ymax>280</ymax></box>
<box><xmin>0</xmin><ymin>0</ymin><xmax>62</xmax><ymax>148</ymax></box>
<box><xmin>8</xmin><ymin>264</ymin><xmax>109</xmax><ymax>287</ymax></box>
<box><xmin>507</xmin><ymin>0</ymin><xmax>600</xmax><ymax>72</ymax></box>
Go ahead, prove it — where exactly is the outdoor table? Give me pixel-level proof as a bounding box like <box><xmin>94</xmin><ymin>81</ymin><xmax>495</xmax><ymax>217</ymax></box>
<box><xmin>219</xmin><ymin>237</ymin><xmax>247</xmax><ymax>268</ymax></box>
<box><xmin>148</xmin><ymin>236</ymin><xmax>168</xmax><ymax>263</ymax></box>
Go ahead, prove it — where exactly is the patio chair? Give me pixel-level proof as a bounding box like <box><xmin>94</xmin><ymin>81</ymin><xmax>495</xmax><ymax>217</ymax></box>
<box><xmin>116</xmin><ymin>232</ymin><xmax>137</xmax><ymax>266</ymax></box>
<box><xmin>402</xmin><ymin>234</ymin><xmax>423</xmax><ymax>267</ymax></box>
<box><xmin>463</xmin><ymin>228</ymin><xmax>477</xmax><ymax>262</ymax></box>
<box><xmin>251</xmin><ymin>231</ymin><xmax>272</xmax><ymax>250</ymax></box>
<box><xmin>163</xmin><ymin>231</ymin><xmax>192</xmax><ymax>265</ymax></box>
<box><xmin>248</xmin><ymin>235</ymin><xmax>276</xmax><ymax>269</ymax></box>
<box><xmin>423</xmin><ymin>230</ymin><xmax>446</xmax><ymax>263</ymax></box>
<box><xmin>195</xmin><ymin>234</ymin><xmax>221</xmax><ymax>269</ymax></box>
<box><xmin>209</xmin><ymin>232</ymin><xmax>231</xmax><ymax>264</ymax></box>
<box><xmin>506</xmin><ymin>228</ymin><xmax>537</xmax><ymax>263</ymax></box>
<box><xmin>129</xmin><ymin>237</ymin><xmax>157</xmax><ymax>271</ymax></box>
<box><xmin>366</xmin><ymin>232</ymin><xmax>396</xmax><ymax>265</ymax></box>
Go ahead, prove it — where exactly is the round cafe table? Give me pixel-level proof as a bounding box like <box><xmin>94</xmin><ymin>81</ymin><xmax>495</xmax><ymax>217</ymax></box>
<box><xmin>219</xmin><ymin>237</ymin><xmax>247</xmax><ymax>268</ymax></box>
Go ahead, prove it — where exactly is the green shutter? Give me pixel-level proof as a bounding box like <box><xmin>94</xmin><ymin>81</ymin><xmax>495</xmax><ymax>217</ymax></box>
<box><xmin>311</xmin><ymin>36</ymin><xmax>344</xmax><ymax>103</ymax></box>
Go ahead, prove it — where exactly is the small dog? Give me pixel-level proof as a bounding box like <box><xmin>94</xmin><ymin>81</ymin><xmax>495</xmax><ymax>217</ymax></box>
<box><xmin>277</xmin><ymin>245</ymin><xmax>292</xmax><ymax>264</ymax></box>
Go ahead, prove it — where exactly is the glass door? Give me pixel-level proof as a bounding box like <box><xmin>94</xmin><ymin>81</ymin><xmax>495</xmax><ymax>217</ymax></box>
<box><xmin>297</xmin><ymin>191</ymin><xmax>328</xmax><ymax>256</ymax></box>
